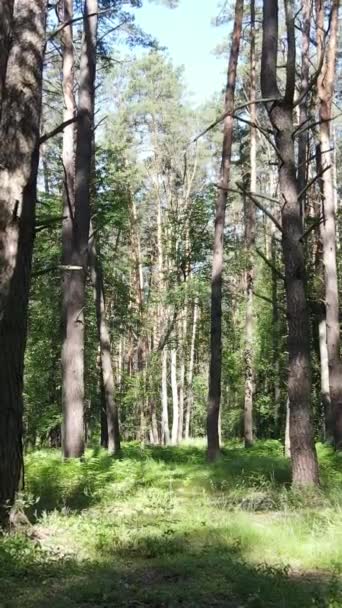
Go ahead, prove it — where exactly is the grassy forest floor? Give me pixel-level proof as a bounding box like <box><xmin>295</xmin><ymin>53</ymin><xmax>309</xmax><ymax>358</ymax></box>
<box><xmin>1</xmin><ymin>441</ymin><xmax>342</xmax><ymax>608</ymax></box>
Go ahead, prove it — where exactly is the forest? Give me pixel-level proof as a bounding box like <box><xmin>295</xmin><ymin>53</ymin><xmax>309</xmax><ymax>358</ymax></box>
<box><xmin>0</xmin><ymin>0</ymin><xmax>342</xmax><ymax>606</ymax></box>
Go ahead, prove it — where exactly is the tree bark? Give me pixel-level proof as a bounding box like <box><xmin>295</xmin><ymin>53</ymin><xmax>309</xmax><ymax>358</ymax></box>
<box><xmin>244</xmin><ymin>0</ymin><xmax>256</xmax><ymax>448</ymax></box>
<box><xmin>185</xmin><ymin>300</ymin><xmax>198</xmax><ymax>440</ymax></box>
<box><xmin>284</xmin><ymin>397</ymin><xmax>291</xmax><ymax>458</ymax></box>
<box><xmin>271</xmin><ymin>229</ymin><xmax>281</xmax><ymax>431</ymax></box>
<box><xmin>161</xmin><ymin>347</ymin><xmax>170</xmax><ymax>444</ymax></box>
<box><xmin>207</xmin><ymin>0</ymin><xmax>244</xmax><ymax>462</ymax></box>
<box><xmin>0</xmin><ymin>0</ymin><xmax>47</xmax><ymax>526</ymax></box>
<box><xmin>316</xmin><ymin>0</ymin><xmax>342</xmax><ymax>449</ymax></box>
<box><xmin>177</xmin><ymin>312</ymin><xmax>187</xmax><ymax>443</ymax></box>
<box><xmin>62</xmin><ymin>0</ymin><xmax>98</xmax><ymax>458</ymax></box>
<box><xmin>0</xmin><ymin>0</ymin><xmax>14</xmax><ymax>114</ymax></box>
<box><xmin>170</xmin><ymin>347</ymin><xmax>179</xmax><ymax>445</ymax></box>
<box><xmin>318</xmin><ymin>315</ymin><xmax>333</xmax><ymax>442</ymax></box>
<box><xmin>89</xmin><ymin>234</ymin><xmax>120</xmax><ymax>454</ymax></box>
<box><xmin>261</xmin><ymin>0</ymin><xmax>319</xmax><ymax>485</ymax></box>
<box><xmin>297</xmin><ymin>0</ymin><xmax>312</xmax><ymax>228</ymax></box>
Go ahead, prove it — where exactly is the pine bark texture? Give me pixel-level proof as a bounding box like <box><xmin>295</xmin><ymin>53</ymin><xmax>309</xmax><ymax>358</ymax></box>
<box><xmin>62</xmin><ymin>0</ymin><xmax>98</xmax><ymax>458</ymax></box>
<box><xmin>0</xmin><ymin>0</ymin><xmax>14</xmax><ymax>112</ymax></box>
<box><xmin>316</xmin><ymin>0</ymin><xmax>342</xmax><ymax>448</ymax></box>
<box><xmin>207</xmin><ymin>0</ymin><xmax>244</xmax><ymax>461</ymax></box>
<box><xmin>297</xmin><ymin>0</ymin><xmax>312</xmax><ymax>227</ymax></box>
<box><xmin>0</xmin><ymin>0</ymin><xmax>47</xmax><ymax>525</ymax></box>
<box><xmin>244</xmin><ymin>0</ymin><xmax>256</xmax><ymax>448</ymax></box>
<box><xmin>161</xmin><ymin>347</ymin><xmax>170</xmax><ymax>444</ymax></box>
<box><xmin>89</xmin><ymin>234</ymin><xmax>120</xmax><ymax>454</ymax></box>
<box><xmin>261</xmin><ymin>0</ymin><xmax>319</xmax><ymax>485</ymax></box>
<box><xmin>185</xmin><ymin>300</ymin><xmax>198</xmax><ymax>440</ymax></box>
<box><xmin>171</xmin><ymin>348</ymin><xmax>179</xmax><ymax>445</ymax></box>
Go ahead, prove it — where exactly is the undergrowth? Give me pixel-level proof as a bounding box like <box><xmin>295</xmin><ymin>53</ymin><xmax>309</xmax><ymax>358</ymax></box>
<box><xmin>0</xmin><ymin>440</ymin><xmax>341</xmax><ymax>607</ymax></box>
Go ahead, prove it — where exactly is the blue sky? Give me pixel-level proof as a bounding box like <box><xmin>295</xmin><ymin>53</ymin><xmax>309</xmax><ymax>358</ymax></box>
<box><xmin>134</xmin><ymin>0</ymin><xmax>228</xmax><ymax>106</ymax></box>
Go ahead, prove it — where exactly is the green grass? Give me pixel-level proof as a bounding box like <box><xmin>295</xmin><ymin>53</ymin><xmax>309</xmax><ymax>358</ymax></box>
<box><xmin>1</xmin><ymin>440</ymin><xmax>342</xmax><ymax>607</ymax></box>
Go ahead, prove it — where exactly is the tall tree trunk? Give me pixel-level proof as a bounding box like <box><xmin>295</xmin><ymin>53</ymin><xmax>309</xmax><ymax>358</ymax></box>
<box><xmin>185</xmin><ymin>300</ymin><xmax>198</xmax><ymax>440</ymax></box>
<box><xmin>298</xmin><ymin>0</ymin><xmax>312</xmax><ymax>229</ymax></box>
<box><xmin>244</xmin><ymin>0</ymin><xmax>256</xmax><ymax>448</ymax></box>
<box><xmin>89</xmin><ymin>234</ymin><xmax>120</xmax><ymax>454</ymax></box>
<box><xmin>0</xmin><ymin>0</ymin><xmax>47</xmax><ymax>526</ymax></box>
<box><xmin>60</xmin><ymin>0</ymin><xmax>78</xmax><ymax>457</ymax></box>
<box><xmin>318</xmin><ymin>314</ymin><xmax>333</xmax><ymax>442</ymax></box>
<box><xmin>285</xmin><ymin>397</ymin><xmax>291</xmax><ymax>458</ymax></box>
<box><xmin>207</xmin><ymin>0</ymin><xmax>244</xmax><ymax>461</ymax></box>
<box><xmin>161</xmin><ymin>347</ymin><xmax>170</xmax><ymax>444</ymax></box>
<box><xmin>271</xmin><ymin>230</ymin><xmax>281</xmax><ymax>431</ymax></box>
<box><xmin>316</xmin><ymin>0</ymin><xmax>342</xmax><ymax>448</ymax></box>
<box><xmin>316</xmin><ymin>146</ymin><xmax>333</xmax><ymax>442</ymax></box>
<box><xmin>62</xmin><ymin>0</ymin><xmax>98</xmax><ymax>458</ymax></box>
<box><xmin>177</xmin><ymin>311</ymin><xmax>187</xmax><ymax>443</ymax></box>
<box><xmin>170</xmin><ymin>347</ymin><xmax>179</xmax><ymax>445</ymax></box>
<box><xmin>261</xmin><ymin>0</ymin><xmax>319</xmax><ymax>485</ymax></box>
<box><xmin>0</xmin><ymin>0</ymin><xmax>14</xmax><ymax>113</ymax></box>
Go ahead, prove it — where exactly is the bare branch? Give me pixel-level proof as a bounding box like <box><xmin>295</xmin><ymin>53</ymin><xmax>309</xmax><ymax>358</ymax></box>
<box><xmin>191</xmin><ymin>97</ymin><xmax>279</xmax><ymax>144</ymax></box>
<box><xmin>255</xmin><ymin>247</ymin><xmax>285</xmax><ymax>281</ymax></box>
<box><xmin>49</xmin><ymin>8</ymin><xmax>113</xmax><ymax>40</ymax></box>
<box><xmin>297</xmin><ymin>164</ymin><xmax>331</xmax><ymax>201</ymax></box>
<box><xmin>300</xmin><ymin>216</ymin><xmax>324</xmax><ymax>241</ymax></box>
<box><xmin>253</xmin><ymin>290</ymin><xmax>286</xmax><ymax>312</ymax></box>
<box><xmin>294</xmin><ymin>50</ymin><xmax>324</xmax><ymax>107</ymax></box>
<box><xmin>39</xmin><ymin>117</ymin><xmax>77</xmax><ymax>145</ymax></box>
<box><xmin>35</xmin><ymin>215</ymin><xmax>67</xmax><ymax>232</ymax></box>
<box><xmin>236</xmin><ymin>184</ymin><xmax>283</xmax><ymax>233</ymax></box>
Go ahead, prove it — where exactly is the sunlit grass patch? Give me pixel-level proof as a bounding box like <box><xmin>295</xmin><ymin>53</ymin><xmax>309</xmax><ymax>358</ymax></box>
<box><xmin>1</xmin><ymin>440</ymin><xmax>342</xmax><ymax>607</ymax></box>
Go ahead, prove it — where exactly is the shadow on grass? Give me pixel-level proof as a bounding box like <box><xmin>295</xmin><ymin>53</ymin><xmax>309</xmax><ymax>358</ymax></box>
<box><xmin>25</xmin><ymin>441</ymin><xmax>292</xmax><ymax>518</ymax></box>
<box><xmin>0</xmin><ymin>526</ymin><xmax>338</xmax><ymax>608</ymax></box>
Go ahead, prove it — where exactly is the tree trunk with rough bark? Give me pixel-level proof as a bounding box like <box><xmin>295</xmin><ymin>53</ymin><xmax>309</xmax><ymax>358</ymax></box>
<box><xmin>62</xmin><ymin>0</ymin><xmax>98</xmax><ymax>458</ymax></box>
<box><xmin>271</xmin><ymin>230</ymin><xmax>281</xmax><ymax>431</ymax></box>
<box><xmin>298</xmin><ymin>0</ymin><xmax>312</xmax><ymax>229</ymax></box>
<box><xmin>244</xmin><ymin>0</ymin><xmax>256</xmax><ymax>448</ymax></box>
<box><xmin>318</xmin><ymin>315</ymin><xmax>333</xmax><ymax>442</ymax></box>
<box><xmin>161</xmin><ymin>347</ymin><xmax>170</xmax><ymax>444</ymax></box>
<box><xmin>316</xmin><ymin>0</ymin><xmax>342</xmax><ymax>449</ymax></box>
<box><xmin>171</xmin><ymin>347</ymin><xmax>179</xmax><ymax>445</ymax></box>
<box><xmin>207</xmin><ymin>0</ymin><xmax>244</xmax><ymax>462</ymax></box>
<box><xmin>0</xmin><ymin>0</ymin><xmax>14</xmax><ymax>113</ymax></box>
<box><xmin>185</xmin><ymin>300</ymin><xmax>198</xmax><ymax>440</ymax></box>
<box><xmin>261</xmin><ymin>0</ymin><xmax>319</xmax><ymax>485</ymax></box>
<box><xmin>89</xmin><ymin>234</ymin><xmax>120</xmax><ymax>454</ymax></box>
<box><xmin>0</xmin><ymin>0</ymin><xmax>47</xmax><ymax>526</ymax></box>
<box><xmin>177</xmin><ymin>311</ymin><xmax>187</xmax><ymax>443</ymax></box>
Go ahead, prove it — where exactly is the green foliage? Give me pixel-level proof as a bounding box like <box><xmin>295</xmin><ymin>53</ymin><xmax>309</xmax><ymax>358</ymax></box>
<box><xmin>1</xmin><ymin>442</ymin><xmax>342</xmax><ymax>607</ymax></box>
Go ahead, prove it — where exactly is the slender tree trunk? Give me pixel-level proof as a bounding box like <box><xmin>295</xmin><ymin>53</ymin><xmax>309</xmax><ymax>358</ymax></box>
<box><xmin>60</xmin><ymin>0</ymin><xmax>78</xmax><ymax>457</ymax></box>
<box><xmin>177</xmin><ymin>311</ymin><xmax>187</xmax><ymax>443</ymax></box>
<box><xmin>170</xmin><ymin>347</ymin><xmax>179</xmax><ymax>445</ymax></box>
<box><xmin>316</xmin><ymin>0</ymin><xmax>342</xmax><ymax>449</ymax></box>
<box><xmin>89</xmin><ymin>234</ymin><xmax>120</xmax><ymax>454</ymax></box>
<box><xmin>318</xmin><ymin>315</ymin><xmax>333</xmax><ymax>442</ymax></box>
<box><xmin>315</xmin><ymin>145</ymin><xmax>333</xmax><ymax>441</ymax></box>
<box><xmin>62</xmin><ymin>0</ymin><xmax>98</xmax><ymax>458</ymax></box>
<box><xmin>185</xmin><ymin>300</ymin><xmax>198</xmax><ymax>440</ymax></box>
<box><xmin>271</xmin><ymin>231</ymin><xmax>281</xmax><ymax>431</ymax></box>
<box><xmin>207</xmin><ymin>0</ymin><xmax>244</xmax><ymax>461</ymax></box>
<box><xmin>244</xmin><ymin>0</ymin><xmax>256</xmax><ymax>448</ymax></box>
<box><xmin>261</xmin><ymin>0</ymin><xmax>319</xmax><ymax>485</ymax></box>
<box><xmin>0</xmin><ymin>0</ymin><xmax>47</xmax><ymax>526</ymax></box>
<box><xmin>285</xmin><ymin>397</ymin><xmax>291</xmax><ymax>458</ymax></box>
<box><xmin>178</xmin><ymin>350</ymin><xmax>185</xmax><ymax>442</ymax></box>
<box><xmin>161</xmin><ymin>347</ymin><xmax>170</xmax><ymax>444</ymax></box>
<box><xmin>298</xmin><ymin>0</ymin><xmax>312</xmax><ymax>229</ymax></box>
